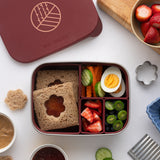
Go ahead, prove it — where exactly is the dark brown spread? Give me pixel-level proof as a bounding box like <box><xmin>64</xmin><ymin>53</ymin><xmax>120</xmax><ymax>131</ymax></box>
<box><xmin>32</xmin><ymin>147</ymin><xmax>65</xmax><ymax>160</ymax></box>
<box><xmin>48</xmin><ymin>79</ymin><xmax>63</xmax><ymax>87</ymax></box>
<box><xmin>45</xmin><ymin>95</ymin><xmax>65</xmax><ymax>117</ymax></box>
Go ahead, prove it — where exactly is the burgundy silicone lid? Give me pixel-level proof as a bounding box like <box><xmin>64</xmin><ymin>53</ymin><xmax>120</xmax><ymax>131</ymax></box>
<box><xmin>0</xmin><ymin>0</ymin><xmax>102</xmax><ymax>63</ymax></box>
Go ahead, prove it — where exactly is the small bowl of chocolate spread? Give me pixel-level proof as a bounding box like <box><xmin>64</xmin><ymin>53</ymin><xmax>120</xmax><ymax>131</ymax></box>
<box><xmin>30</xmin><ymin>144</ymin><xmax>68</xmax><ymax>160</ymax></box>
<box><xmin>0</xmin><ymin>112</ymin><xmax>16</xmax><ymax>153</ymax></box>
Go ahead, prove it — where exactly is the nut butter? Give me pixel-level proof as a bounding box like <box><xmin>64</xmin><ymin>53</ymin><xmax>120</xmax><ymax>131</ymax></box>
<box><xmin>0</xmin><ymin>114</ymin><xmax>14</xmax><ymax>149</ymax></box>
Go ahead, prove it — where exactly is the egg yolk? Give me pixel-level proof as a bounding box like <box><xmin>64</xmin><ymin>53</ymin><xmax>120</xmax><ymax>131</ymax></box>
<box><xmin>104</xmin><ymin>74</ymin><xmax>119</xmax><ymax>88</ymax></box>
<box><xmin>113</xmin><ymin>84</ymin><xmax>122</xmax><ymax>93</ymax></box>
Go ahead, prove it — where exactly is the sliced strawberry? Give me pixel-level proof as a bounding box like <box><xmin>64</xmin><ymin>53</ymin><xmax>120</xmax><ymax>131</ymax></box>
<box><xmin>98</xmin><ymin>106</ymin><xmax>102</xmax><ymax>114</ymax></box>
<box><xmin>84</xmin><ymin>101</ymin><xmax>101</xmax><ymax>109</ymax></box>
<box><xmin>93</xmin><ymin>112</ymin><xmax>101</xmax><ymax>122</ymax></box>
<box><xmin>82</xmin><ymin>118</ymin><xmax>89</xmax><ymax>132</ymax></box>
<box><xmin>151</xmin><ymin>4</ymin><xmax>160</xmax><ymax>14</ymax></box>
<box><xmin>81</xmin><ymin>107</ymin><xmax>93</xmax><ymax>123</ymax></box>
<box><xmin>90</xmin><ymin>109</ymin><xmax>101</xmax><ymax>117</ymax></box>
<box><xmin>144</xmin><ymin>26</ymin><xmax>160</xmax><ymax>44</ymax></box>
<box><xmin>150</xmin><ymin>13</ymin><xmax>160</xmax><ymax>28</ymax></box>
<box><xmin>141</xmin><ymin>21</ymin><xmax>150</xmax><ymax>36</ymax></box>
<box><xmin>135</xmin><ymin>5</ymin><xmax>152</xmax><ymax>22</ymax></box>
<box><xmin>86</xmin><ymin>120</ymin><xmax>102</xmax><ymax>133</ymax></box>
<box><xmin>96</xmin><ymin>100</ymin><xmax>102</xmax><ymax>114</ymax></box>
<box><xmin>96</xmin><ymin>100</ymin><xmax>102</xmax><ymax>107</ymax></box>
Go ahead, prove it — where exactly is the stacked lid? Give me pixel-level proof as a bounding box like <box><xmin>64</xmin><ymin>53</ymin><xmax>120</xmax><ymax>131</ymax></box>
<box><xmin>0</xmin><ymin>0</ymin><xmax>102</xmax><ymax>62</ymax></box>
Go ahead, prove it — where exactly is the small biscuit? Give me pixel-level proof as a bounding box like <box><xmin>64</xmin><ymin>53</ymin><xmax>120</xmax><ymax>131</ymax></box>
<box><xmin>5</xmin><ymin>89</ymin><xmax>27</xmax><ymax>111</ymax></box>
<box><xmin>0</xmin><ymin>156</ymin><xmax>13</xmax><ymax>160</ymax></box>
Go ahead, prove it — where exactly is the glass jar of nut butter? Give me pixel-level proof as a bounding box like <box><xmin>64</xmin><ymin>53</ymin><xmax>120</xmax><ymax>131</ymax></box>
<box><xmin>0</xmin><ymin>113</ymin><xmax>15</xmax><ymax>153</ymax></box>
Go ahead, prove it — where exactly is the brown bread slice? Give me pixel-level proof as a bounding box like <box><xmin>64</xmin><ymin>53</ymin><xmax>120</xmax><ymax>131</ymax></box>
<box><xmin>33</xmin><ymin>82</ymin><xmax>79</xmax><ymax>131</ymax></box>
<box><xmin>36</xmin><ymin>70</ymin><xmax>78</xmax><ymax>102</ymax></box>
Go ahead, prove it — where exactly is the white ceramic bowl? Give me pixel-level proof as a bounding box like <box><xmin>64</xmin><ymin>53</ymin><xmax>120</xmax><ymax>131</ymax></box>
<box><xmin>0</xmin><ymin>112</ymin><xmax>16</xmax><ymax>153</ymax></box>
<box><xmin>30</xmin><ymin>144</ymin><xmax>68</xmax><ymax>160</ymax></box>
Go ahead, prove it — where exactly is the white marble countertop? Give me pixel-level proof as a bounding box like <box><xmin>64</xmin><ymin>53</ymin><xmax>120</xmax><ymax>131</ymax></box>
<box><xmin>0</xmin><ymin>0</ymin><xmax>159</xmax><ymax>159</ymax></box>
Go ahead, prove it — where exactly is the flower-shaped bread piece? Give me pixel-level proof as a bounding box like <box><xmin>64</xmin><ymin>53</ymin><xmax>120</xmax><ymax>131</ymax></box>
<box><xmin>5</xmin><ymin>89</ymin><xmax>27</xmax><ymax>110</ymax></box>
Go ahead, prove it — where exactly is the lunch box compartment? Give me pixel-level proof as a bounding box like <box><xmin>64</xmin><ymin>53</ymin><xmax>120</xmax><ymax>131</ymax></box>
<box><xmin>31</xmin><ymin>62</ymin><xmax>129</xmax><ymax>135</ymax></box>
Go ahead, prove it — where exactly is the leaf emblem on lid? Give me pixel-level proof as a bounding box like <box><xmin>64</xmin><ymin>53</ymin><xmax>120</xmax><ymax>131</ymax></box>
<box><xmin>30</xmin><ymin>2</ymin><xmax>61</xmax><ymax>32</ymax></box>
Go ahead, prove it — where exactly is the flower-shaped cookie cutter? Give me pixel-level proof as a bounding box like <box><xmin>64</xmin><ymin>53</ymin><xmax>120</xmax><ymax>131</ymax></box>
<box><xmin>136</xmin><ymin>61</ymin><xmax>158</xmax><ymax>85</ymax></box>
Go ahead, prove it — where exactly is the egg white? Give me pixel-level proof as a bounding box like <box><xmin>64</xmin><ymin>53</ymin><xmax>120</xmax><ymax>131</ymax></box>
<box><xmin>101</xmin><ymin>66</ymin><xmax>122</xmax><ymax>93</ymax></box>
<box><xmin>110</xmin><ymin>79</ymin><xmax>125</xmax><ymax>97</ymax></box>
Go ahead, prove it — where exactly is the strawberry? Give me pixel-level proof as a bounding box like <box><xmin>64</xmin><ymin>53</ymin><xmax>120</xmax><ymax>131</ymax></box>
<box><xmin>98</xmin><ymin>106</ymin><xmax>102</xmax><ymax>114</ymax></box>
<box><xmin>150</xmin><ymin>13</ymin><xmax>160</xmax><ymax>28</ymax></box>
<box><xmin>135</xmin><ymin>5</ymin><xmax>152</xmax><ymax>22</ymax></box>
<box><xmin>93</xmin><ymin>112</ymin><xmax>101</xmax><ymax>122</ymax></box>
<box><xmin>86</xmin><ymin>120</ymin><xmax>102</xmax><ymax>133</ymax></box>
<box><xmin>81</xmin><ymin>107</ymin><xmax>93</xmax><ymax>123</ymax></box>
<box><xmin>90</xmin><ymin>109</ymin><xmax>101</xmax><ymax>116</ymax></box>
<box><xmin>82</xmin><ymin>118</ymin><xmax>89</xmax><ymax>131</ymax></box>
<box><xmin>84</xmin><ymin>101</ymin><xmax>101</xmax><ymax>109</ymax></box>
<box><xmin>144</xmin><ymin>26</ymin><xmax>160</xmax><ymax>44</ymax></box>
<box><xmin>95</xmin><ymin>100</ymin><xmax>102</xmax><ymax>114</ymax></box>
<box><xmin>151</xmin><ymin>4</ymin><xmax>160</xmax><ymax>14</ymax></box>
<box><xmin>141</xmin><ymin>21</ymin><xmax>150</xmax><ymax>36</ymax></box>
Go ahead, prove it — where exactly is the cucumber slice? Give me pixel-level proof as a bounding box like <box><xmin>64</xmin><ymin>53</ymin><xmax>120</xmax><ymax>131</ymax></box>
<box><xmin>113</xmin><ymin>100</ymin><xmax>124</xmax><ymax>111</ymax></box>
<box><xmin>95</xmin><ymin>82</ymin><xmax>105</xmax><ymax>97</ymax></box>
<box><xmin>96</xmin><ymin>147</ymin><xmax>112</xmax><ymax>160</ymax></box>
<box><xmin>113</xmin><ymin>120</ymin><xmax>123</xmax><ymax>131</ymax></box>
<box><xmin>96</xmin><ymin>148</ymin><xmax>112</xmax><ymax>160</ymax></box>
<box><xmin>106</xmin><ymin>115</ymin><xmax>117</xmax><ymax>124</ymax></box>
<box><xmin>105</xmin><ymin>101</ymin><xmax>114</xmax><ymax>111</ymax></box>
<box><xmin>103</xmin><ymin>158</ymin><xmax>113</xmax><ymax>160</ymax></box>
<box><xmin>81</xmin><ymin>69</ymin><xmax>93</xmax><ymax>87</ymax></box>
<box><xmin>118</xmin><ymin>110</ymin><xmax>127</xmax><ymax>121</ymax></box>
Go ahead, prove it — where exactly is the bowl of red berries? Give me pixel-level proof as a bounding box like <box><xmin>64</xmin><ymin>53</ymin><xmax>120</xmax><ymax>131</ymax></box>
<box><xmin>131</xmin><ymin>0</ymin><xmax>160</xmax><ymax>47</ymax></box>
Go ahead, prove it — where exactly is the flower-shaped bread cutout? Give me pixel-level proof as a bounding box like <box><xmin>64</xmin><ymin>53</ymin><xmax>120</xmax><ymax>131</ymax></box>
<box><xmin>136</xmin><ymin>61</ymin><xmax>158</xmax><ymax>85</ymax></box>
<box><xmin>48</xmin><ymin>79</ymin><xmax>63</xmax><ymax>87</ymax></box>
<box><xmin>45</xmin><ymin>95</ymin><xmax>65</xmax><ymax>117</ymax></box>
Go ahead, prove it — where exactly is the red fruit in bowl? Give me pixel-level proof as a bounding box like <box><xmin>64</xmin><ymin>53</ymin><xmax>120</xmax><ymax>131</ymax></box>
<box><xmin>135</xmin><ymin>5</ymin><xmax>152</xmax><ymax>22</ymax></box>
<box><xmin>141</xmin><ymin>21</ymin><xmax>150</xmax><ymax>36</ymax></box>
<box><xmin>150</xmin><ymin>13</ymin><xmax>160</xmax><ymax>28</ymax></box>
<box><xmin>144</xmin><ymin>26</ymin><xmax>160</xmax><ymax>44</ymax></box>
<box><xmin>151</xmin><ymin>4</ymin><xmax>160</xmax><ymax>14</ymax></box>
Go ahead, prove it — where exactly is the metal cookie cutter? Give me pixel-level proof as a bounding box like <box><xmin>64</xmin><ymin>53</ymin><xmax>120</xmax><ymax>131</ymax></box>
<box><xmin>136</xmin><ymin>61</ymin><xmax>158</xmax><ymax>85</ymax></box>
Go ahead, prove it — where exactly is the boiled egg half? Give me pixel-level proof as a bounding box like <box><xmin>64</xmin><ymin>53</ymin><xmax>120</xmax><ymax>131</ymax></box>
<box><xmin>110</xmin><ymin>79</ymin><xmax>125</xmax><ymax>97</ymax></box>
<box><xmin>101</xmin><ymin>66</ymin><xmax>122</xmax><ymax>93</ymax></box>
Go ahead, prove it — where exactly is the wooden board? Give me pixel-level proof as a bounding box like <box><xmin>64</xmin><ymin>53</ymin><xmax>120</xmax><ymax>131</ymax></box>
<box><xmin>97</xmin><ymin>0</ymin><xmax>160</xmax><ymax>54</ymax></box>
